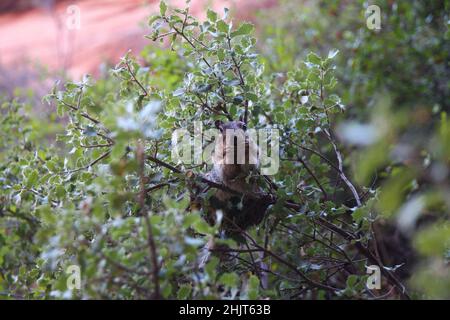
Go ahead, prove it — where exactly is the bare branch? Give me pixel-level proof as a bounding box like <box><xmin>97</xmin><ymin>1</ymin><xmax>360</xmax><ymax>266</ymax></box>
<box><xmin>124</xmin><ymin>60</ymin><xmax>149</xmax><ymax>97</ymax></box>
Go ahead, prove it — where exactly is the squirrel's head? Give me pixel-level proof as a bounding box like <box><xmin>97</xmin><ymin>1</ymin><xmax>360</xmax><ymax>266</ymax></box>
<box><xmin>214</xmin><ymin>119</ymin><xmax>247</xmax><ymax>133</ymax></box>
<box><xmin>212</xmin><ymin>119</ymin><xmax>258</xmax><ymax>181</ymax></box>
<box><xmin>214</xmin><ymin>120</ymin><xmax>249</xmax><ymax>152</ymax></box>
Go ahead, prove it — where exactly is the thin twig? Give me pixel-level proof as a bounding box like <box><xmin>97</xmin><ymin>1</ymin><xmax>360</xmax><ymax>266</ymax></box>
<box><xmin>324</xmin><ymin>128</ymin><xmax>361</xmax><ymax>207</ymax></box>
<box><xmin>80</xmin><ymin>143</ymin><xmax>113</xmax><ymax>148</ymax></box>
<box><xmin>64</xmin><ymin>151</ymin><xmax>111</xmax><ymax>174</ymax></box>
<box><xmin>56</xmin><ymin>97</ymin><xmax>100</xmax><ymax>125</ymax></box>
<box><xmin>124</xmin><ymin>60</ymin><xmax>149</xmax><ymax>97</ymax></box>
<box><xmin>296</xmin><ymin>156</ymin><xmax>328</xmax><ymax>200</ymax></box>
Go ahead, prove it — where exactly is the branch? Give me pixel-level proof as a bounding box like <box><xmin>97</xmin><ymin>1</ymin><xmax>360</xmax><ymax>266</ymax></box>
<box><xmin>145</xmin><ymin>155</ymin><xmax>264</xmax><ymax>199</ymax></box>
<box><xmin>124</xmin><ymin>60</ymin><xmax>149</xmax><ymax>97</ymax></box>
<box><xmin>316</xmin><ymin>216</ymin><xmax>410</xmax><ymax>299</ymax></box>
<box><xmin>226</xmin><ymin>36</ymin><xmax>248</xmax><ymax>123</ymax></box>
<box><xmin>80</xmin><ymin>143</ymin><xmax>113</xmax><ymax>149</ymax></box>
<box><xmin>56</xmin><ymin>97</ymin><xmax>100</xmax><ymax>125</ymax></box>
<box><xmin>159</xmin><ymin>16</ymin><xmax>231</xmax><ymax>116</ymax></box>
<box><xmin>144</xmin><ymin>146</ymin><xmax>405</xmax><ymax>296</ymax></box>
<box><xmin>324</xmin><ymin>129</ymin><xmax>361</xmax><ymax>207</ymax></box>
<box><xmin>64</xmin><ymin>151</ymin><xmax>111</xmax><ymax>174</ymax></box>
<box><xmin>137</xmin><ymin>142</ymin><xmax>161</xmax><ymax>299</ymax></box>
<box><xmin>288</xmin><ymin>137</ymin><xmax>360</xmax><ymax>206</ymax></box>
<box><xmin>233</xmin><ymin>221</ymin><xmax>340</xmax><ymax>293</ymax></box>
<box><xmin>282</xmin><ymin>199</ymin><xmax>410</xmax><ymax>299</ymax></box>
<box><xmin>296</xmin><ymin>156</ymin><xmax>328</xmax><ymax>200</ymax></box>
<box><xmin>288</xmin><ymin>138</ymin><xmax>340</xmax><ymax>173</ymax></box>
<box><xmin>145</xmin><ymin>178</ymin><xmax>177</xmax><ymax>194</ymax></box>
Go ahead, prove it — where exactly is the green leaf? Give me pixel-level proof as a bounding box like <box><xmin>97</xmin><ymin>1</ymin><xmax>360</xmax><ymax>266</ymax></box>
<box><xmin>159</xmin><ymin>1</ymin><xmax>167</xmax><ymax>16</ymax></box>
<box><xmin>231</xmin><ymin>23</ymin><xmax>254</xmax><ymax>37</ymax></box>
<box><xmin>207</xmin><ymin>9</ymin><xmax>217</xmax><ymax>22</ymax></box>
<box><xmin>148</xmin><ymin>15</ymin><xmax>161</xmax><ymax>26</ymax></box>
<box><xmin>229</xmin><ymin>104</ymin><xmax>237</xmax><ymax>117</ymax></box>
<box><xmin>307</xmin><ymin>52</ymin><xmax>322</xmax><ymax>65</ymax></box>
<box><xmin>346</xmin><ymin>275</ymin><xmax>358</xmax><ymax>288</ymax></box>
<box><xmin>247</xmin><ymin>275</ymin><xmax>259</xmax><ymax>299</ymax></box>
<box><xmin>352</xmin><ymin>207</ymin><xmax>367</xmax><ymax>222</ymax></box>
<box><xmin>26</xmin><ymin>169</ymin><xmax>39</xmax><ymax>187</ymax></box>
<box><xmin>205</xmin><ymin>257</ymin><xmax>219</xmax><ymax>279</ymax></box>
<box><xmin>216</xmin><ymin>20</ymin><xmax>229</xmax><ymax>33</ymax></box>
<box><xmin>162</xmin><ymin>282</ymin><xmax>172</xmax><ymax>298</ymax></box>
<box><xmin>183</xmin><ymin>213</ymin><xmax>201</xmax><ymax>228</ymax></box>
<box><xmin>217</xmin><ymin>49</ymin><xmax>225</xmax><ymax>61</ymax></box>
<box><xmin>55</xmin><ymin>185</ymin><xmax>66</xmax><ymax>198</ymax></box>
<box><xmin>193</xmin><ymin>219</ymin><xmax>212</xmax><ymax>234</ymax></box>
<box><xmin>219</xmin><ymin>272</ymin><xmax>238</xmax><ymax>288</ymax></box>
<box><xmin>415</xmin><ymin>223</ymin><xmax>450</xmax><ymax>257</ymax></box>
<box><xmin>177</xmin><ymin>284</ymin><xmax>192</xmax><ymax>299</ymax></box>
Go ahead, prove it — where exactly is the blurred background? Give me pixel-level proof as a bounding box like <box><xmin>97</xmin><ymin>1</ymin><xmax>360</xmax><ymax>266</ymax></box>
<box><xmin>0</xmin><ymin>0</ymin><xmax>276</xmax><ymax>97</ymax></box>
<box><xmin>0</xmin><ymin>0</ymin><xmax>276</xmax><ymax>82</ymax></box>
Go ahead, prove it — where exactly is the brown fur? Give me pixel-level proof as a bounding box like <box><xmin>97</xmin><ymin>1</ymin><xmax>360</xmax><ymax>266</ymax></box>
<box><xmin>202</xmin><ymin>120</ymin><xmax>273</xmax><ymax>238</ymax></box>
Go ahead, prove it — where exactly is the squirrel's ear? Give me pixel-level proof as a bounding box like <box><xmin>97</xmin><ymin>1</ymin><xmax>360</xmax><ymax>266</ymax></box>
<box><xmin>239</xmin><ymin>114</ymin><xmax>243</xmax><ymax>122</ymax></box>
<box><xmin>215</xmin><ymin>120</ymin><xmax>224</xmax><ymax>131</ymax></box>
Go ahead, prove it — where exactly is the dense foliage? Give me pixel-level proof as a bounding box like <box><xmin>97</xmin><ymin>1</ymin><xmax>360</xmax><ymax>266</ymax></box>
<box><xmin>0</xmin><ymin>1</ymin><xmax>449</xmax><ymax>299</ymax></box>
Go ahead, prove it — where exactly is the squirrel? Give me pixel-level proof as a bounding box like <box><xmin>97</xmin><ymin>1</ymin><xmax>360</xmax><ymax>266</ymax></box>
<box><xmin>197</xmin><ymin>119</ymin><xmax>274</xmax><ymax>239</ymax></box>
<box><xmin>192</xmin><ymin>119</ymin><xmax>274</xmax><ymax>271</ymax></box>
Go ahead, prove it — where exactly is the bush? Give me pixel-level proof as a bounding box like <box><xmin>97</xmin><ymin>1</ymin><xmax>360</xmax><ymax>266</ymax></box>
<box><xmin>0</xmin><ymin>1</ymin><xmax>448</xmax><ymax>299</ymax></box>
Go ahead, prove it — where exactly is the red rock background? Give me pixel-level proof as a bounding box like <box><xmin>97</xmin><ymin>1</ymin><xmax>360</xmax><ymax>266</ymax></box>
<box><xmin>0</xmin><ymin>0</ymin><xmax>277</xmax><ymax>82</ymax></box>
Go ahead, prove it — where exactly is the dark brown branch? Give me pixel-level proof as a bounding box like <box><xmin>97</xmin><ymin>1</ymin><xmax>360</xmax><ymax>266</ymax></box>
<box><xmin>80</xmin><ymin>143</ymin><xmax>113</xmax><ymax>148</ymax></box>
<box><xmin>124</xmin><ymin>60</ymin><xmax>149</xmax><ymax>97</ymax></box>
<box><xmin>145</xmin><ymin>155</ymin><xmax>261</xmax><ymax>199</ymax></box>
<box><xmin>288</xmin><ymin>137</ymin><xmax>360</xmax><ymax>206</ymax></box>
<box><xmin>282</xmin><ymin>199</ymin><xmax>410</xmax><ymax>299</ymax></box>
<box><xmin>315</xmin><ymin>216</ymin><xmax>410</xmax><ymax>299</ymax></box>
<box><xmin>56</xmin><ymin>97</ymin><xmax>100</xmax><ymax>125</ymax></box>
<box><xmin>236</xmin><ymin>225</ymin><xmax>340</xmax><ymax>292</ymax></box>
<box><xmin>146</xmin><ymin>155</ymin><xmax>181</xmax><ymax>173</ymax></box>
<box><xmin>145</xmin><ymin>178</ymin><xmax>177</xmax><ymax>194</ymax></box>
<box><xmin>74</xmin><ymin>125</ymin><xmax>114</xmax><ymax>144</ymax></box>
<box><xmin>297</xmin><ymin>156</ymin><xmax>328</xmax><ymax>200</ymax></box>
<box><xmin>64</xmin><ymin>151</ymin><xmax>111</xmax><ymax>174</ymax></box>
